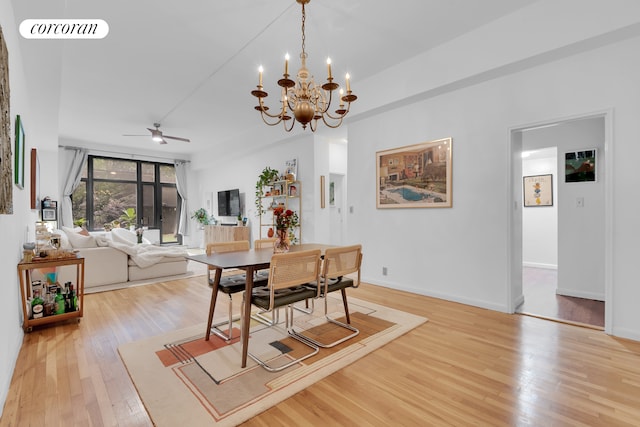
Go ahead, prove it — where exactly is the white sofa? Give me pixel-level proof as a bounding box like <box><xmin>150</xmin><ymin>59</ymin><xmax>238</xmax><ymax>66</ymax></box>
<box><xmin>47</xmin><ymin>227</ymin><xmax>188</xmax><ymax>290</ymax></box>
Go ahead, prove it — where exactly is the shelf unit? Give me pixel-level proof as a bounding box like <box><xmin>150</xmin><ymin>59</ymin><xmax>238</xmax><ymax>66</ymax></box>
<box><xmin>258</xmin><ymin>180</ymin><xmax>301</xmax><ymax>242</ymax></box>
<box><xmin>17</xmin><ymin>257</ymin><xmax>85</xmax><ymax>332</ymax></box>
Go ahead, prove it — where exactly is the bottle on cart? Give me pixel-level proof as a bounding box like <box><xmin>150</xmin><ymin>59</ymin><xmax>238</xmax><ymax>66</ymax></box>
<box><xmin>54</xmin><ymin>288</ymin><xmax>66</xmax><ymax>315</ymax></box>
<box><xmin>67</xmin><ymin>284</ymin><xmax>77</xmax><ymax>312</ymax></box>
<box><xmin>31</xmin><ymin>290</ymin><xmax>44</xmax><ymax>319</ymax></box>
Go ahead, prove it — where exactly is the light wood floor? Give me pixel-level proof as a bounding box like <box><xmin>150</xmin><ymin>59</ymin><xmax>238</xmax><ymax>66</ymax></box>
<box><xmin>518</xmin><ymin>267</ymin><xmax>605</xmax><ymax>328</ymax></box>
<box><xmin>3</xmin><ymin>276</ymin><xmax>640</xmax><ymax>426</ymax></box>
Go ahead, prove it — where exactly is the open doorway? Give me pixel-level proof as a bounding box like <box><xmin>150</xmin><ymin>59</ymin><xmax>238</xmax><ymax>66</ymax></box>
<box><xmin>511</xmin><ymin>115</ymin><xmax>608</xmax><ymax>329</ymax></box>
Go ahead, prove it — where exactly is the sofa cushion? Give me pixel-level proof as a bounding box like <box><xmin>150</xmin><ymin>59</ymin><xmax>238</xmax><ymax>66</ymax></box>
<box><xmin>62</xmin><ymin>226</ymin><xmax>98</xmax><ymax>248</ymax></box>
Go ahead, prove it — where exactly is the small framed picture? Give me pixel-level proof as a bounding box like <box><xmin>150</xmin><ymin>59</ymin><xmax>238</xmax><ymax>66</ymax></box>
<box><xmin>565</xmin><ymin>149</ymin><xmax>596</xmax><ymax>182</ymax></box>
<box><xmin>523</xmin><ymin>174</ymin><xmax>553</xmax><ymax>207</ymax></box>
<box><xmin>42</xmin><ymin>208</ymin><xmax>57</xmax><ymax>221</ymax></box>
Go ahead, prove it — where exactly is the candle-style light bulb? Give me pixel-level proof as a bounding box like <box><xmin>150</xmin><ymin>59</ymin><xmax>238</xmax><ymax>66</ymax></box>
<box><xmin>284</xmin><ymin>53</ymin><xmax>290</xmax><ymax>76</ymax></box>
<box><xmin>258</xmin><ymin>65</ymin><xmax>264</xmax><ymax>86</ymax></box>
<box><xmin>345</xmin><ymin>73</ymin><xmax>351</xmax><ymax>92</ymax></box>
<box><xmin>327</xmin><ymin>57</ymin><xmax>332</xmax><ymax>80</ymax></box>
<box><xmin>339</xmin><ymin>88</ymin><xmax>345</xmax><ymax>107</ymax></box>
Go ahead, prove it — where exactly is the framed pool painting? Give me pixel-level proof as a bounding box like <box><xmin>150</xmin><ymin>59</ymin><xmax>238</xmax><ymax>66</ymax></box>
<box><xmin>376</xmin><ymin>137</ymin><xmax>452</xmax><ymax>208</ymax></box>
<box><xmin>523</xmin><ymin>174</ymin><xmax>553</xmax><ymax>207</ymax></box>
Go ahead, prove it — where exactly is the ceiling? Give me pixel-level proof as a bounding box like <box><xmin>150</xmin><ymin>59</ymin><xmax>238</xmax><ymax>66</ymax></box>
<box><xmin>12</xmin><ymin>0</ymin><xmax>536</xmax><ymax>158</ymax></box>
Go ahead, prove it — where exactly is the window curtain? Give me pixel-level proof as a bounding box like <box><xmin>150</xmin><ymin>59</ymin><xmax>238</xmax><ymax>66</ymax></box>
<box><xmin>175</xmin><ymin>160</ymin><xmax>189</xmax><ymax>237</ymax></box>
<box><xmin>61</xmin><ymin>148</ymin><xmax>88</xmax><ymax>227</ymax></box>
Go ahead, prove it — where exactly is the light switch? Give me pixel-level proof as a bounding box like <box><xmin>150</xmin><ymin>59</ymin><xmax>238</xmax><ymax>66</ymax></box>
<box><xmin>576</xmin><ymin>197</ymin><xmax>584</xmax><ymax>208</ymax></box>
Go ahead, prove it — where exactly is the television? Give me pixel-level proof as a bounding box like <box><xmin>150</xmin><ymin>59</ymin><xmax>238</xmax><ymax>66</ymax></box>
<box><xmin>217</xmin><ymin>189</ymin><xmax>241</xmax><ymax>217</ymax></box>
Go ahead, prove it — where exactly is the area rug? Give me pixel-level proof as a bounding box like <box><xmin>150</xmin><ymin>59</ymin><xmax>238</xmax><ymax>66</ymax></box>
<box><xmin>118</xmin><ymin>295</ymin><xmax>427</xmax><ymax>426</ymax></box>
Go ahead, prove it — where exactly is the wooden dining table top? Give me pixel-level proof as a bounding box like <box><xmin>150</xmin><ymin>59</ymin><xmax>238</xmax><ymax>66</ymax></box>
<box><xmin>186</xmin><ymin>243</ymin><xmax>334</xmax><ymax>270</ymax></box>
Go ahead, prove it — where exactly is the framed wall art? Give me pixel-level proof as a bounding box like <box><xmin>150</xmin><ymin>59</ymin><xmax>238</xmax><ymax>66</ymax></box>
<box><xmin>30</xmin><ymin>148</ymin><xmax>39</xmax><ymax>210</ymax></box>
<box><xmin>565</xmin><ymin>149</ymin><xmax>596</xmax><ymax>182</ymax></box>
<box><xmin>0</xmin><ymin>25</ymin><xmax>13</xmax><ymax>215</ymax></box>
<box><xmin>14</xmin><ymin>115</ymin><xmax>24</xmax><ymax>189</ymax></box>
<box><xmin>523</xmin><ymin>174</ymin><xmax>553</xmax><ymax>207</ymax></box>
<box><xmin>376</xmin><ymin>137</ymin><xmax>452</xmax><ymax>208</ymax></box>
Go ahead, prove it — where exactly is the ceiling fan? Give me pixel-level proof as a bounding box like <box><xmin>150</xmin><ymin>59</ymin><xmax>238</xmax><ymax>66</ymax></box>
<box><xmin>123</xmin><ymin>123</ymin><xmax>190</xmax><ymax>144</ymax></box>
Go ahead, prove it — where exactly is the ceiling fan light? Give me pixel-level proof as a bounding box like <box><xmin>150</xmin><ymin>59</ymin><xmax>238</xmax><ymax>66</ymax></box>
<box><xmin>150</xmin><ymin>129</ymin><xmax>163</xmax><ymax>141</ymax></box>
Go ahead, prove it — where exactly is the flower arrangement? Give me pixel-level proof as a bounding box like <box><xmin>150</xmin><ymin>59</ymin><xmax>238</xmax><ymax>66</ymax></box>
<box><xmin>135</xmin><ymin>228</ymin><xmax>144</xmax><ymax>244</ymax></box>
<box><xmin>273</xmin><ymin>207</ymin><xmax>299</xmax><ymax>230</ymax></box>
<box><xmin>191</xmin><ymin>208</ymin><xmax>210</xmax><ymax>225</ymax></box>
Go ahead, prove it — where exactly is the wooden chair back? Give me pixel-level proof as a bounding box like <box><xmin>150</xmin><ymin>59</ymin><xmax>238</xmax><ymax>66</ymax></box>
<box><xmin>254</xmin><ymin>238</ymin><xmax>277</xmax><ymax>249</ymax></box>
<box><xmin>267</xmin><ymin>249</ymin><xmax>321</xmax><ymax>308</ymax></box>
<box><xmin>206</xmin><ymin>240</ymin><xmax>250</xmax><ymax>255</ymax></box>
<box><xmin>322</xmin><ymin>244</ymin><xmax>362</xmax><ymax>287</ymax></box>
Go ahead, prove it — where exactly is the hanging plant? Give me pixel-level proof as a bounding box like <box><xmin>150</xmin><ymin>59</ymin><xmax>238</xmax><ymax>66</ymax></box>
<box><xmin>255</xmin><ymin>166</ymin><xmax>280</xmax><ymax>215</ymax></box>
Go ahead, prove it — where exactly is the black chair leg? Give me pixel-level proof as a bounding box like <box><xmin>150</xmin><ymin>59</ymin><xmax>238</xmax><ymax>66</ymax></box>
<box><xmin>341</xmin><ymin>288</ymin><xmax>351</xmax><ymax>324</ymax></box>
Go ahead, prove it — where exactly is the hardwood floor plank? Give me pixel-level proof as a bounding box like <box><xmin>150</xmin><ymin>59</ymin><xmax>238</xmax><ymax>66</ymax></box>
<box><xmin>2</xmin><ymin>279</ymin><xmax>640</xmax><ymax>426</ymax></box>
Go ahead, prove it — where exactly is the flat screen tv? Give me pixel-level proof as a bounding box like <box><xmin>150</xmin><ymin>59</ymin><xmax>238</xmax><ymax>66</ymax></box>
<box><xmin>217</xmin><ymin>189</ymin><xmax>241</xmax><ymax>217</ymax></box>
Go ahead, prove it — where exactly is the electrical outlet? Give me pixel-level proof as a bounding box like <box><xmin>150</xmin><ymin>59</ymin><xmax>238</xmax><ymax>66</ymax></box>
<box><xmin>576</xmin><ymin>197</ymin><xmax>584</xmax><ymax>208</ymax></box>
<box><xmin>382</xmin><ymin>267</ymin><xmax>387</xmax><ymax>276</ymax></box>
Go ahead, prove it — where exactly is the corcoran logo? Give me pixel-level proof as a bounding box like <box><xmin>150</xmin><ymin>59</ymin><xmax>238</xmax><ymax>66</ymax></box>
<box><xmin>19</xmin><ymin>19</ymin><xmax>109</xmax><ymax>39</ymax></box>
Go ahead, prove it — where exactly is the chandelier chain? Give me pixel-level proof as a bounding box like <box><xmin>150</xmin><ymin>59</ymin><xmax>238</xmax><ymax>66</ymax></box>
<box><xmin>300</xmin><ymin>3</ymin><xmax>306</xmax><ymax>59</ymax></box>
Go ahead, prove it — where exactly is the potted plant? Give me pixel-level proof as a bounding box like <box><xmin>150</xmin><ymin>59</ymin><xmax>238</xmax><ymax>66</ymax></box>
<box><xmin>255</xmin><ymin>166</ymin><xmax>280</xmax><ymax>215</ymax></box>
<box><xmin>119</xmin><ymin>207</ymin><xmax>137</xmax><ymax>229</ymax></box>
<box><xmin>191</xmin><ymin>208</ymin><xmax>210</xmax><ymax>227</ymax></box>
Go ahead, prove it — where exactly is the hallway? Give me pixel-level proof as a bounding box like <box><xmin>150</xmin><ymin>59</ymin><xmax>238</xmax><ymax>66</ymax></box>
<box><xmin>517</xmin><ymin>267</ymin><xmax>604</xmax><ymax>329</ymax></box>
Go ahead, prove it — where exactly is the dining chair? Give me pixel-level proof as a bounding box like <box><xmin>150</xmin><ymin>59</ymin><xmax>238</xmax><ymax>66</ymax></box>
<box><xmin>254</xmin><ymin>238</ymin><xmax>277</xmax><ymax>249</ymax></box>
<box><xmin>293</xmin><ymin>244</ymin><xmax>362</xmax><ymax>348</ymax></box>
<box><xmin>206</xmin><ymin>240</ymin><xmax>267</xmax><ymax>341</ymax></box>
<box><xmin>246</xmin><ymin>249</ymin><xmax>322</xmax><ymax>372</ymax></box>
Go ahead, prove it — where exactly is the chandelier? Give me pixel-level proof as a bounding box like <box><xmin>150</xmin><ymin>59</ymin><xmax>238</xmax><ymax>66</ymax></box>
<box><xmin>251</xmin><ymin>0</ymin><xmax>357</xmax><ymax>132</ymax></box>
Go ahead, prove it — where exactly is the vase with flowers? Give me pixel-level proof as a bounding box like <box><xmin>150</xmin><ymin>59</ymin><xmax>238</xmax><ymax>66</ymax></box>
<box><xmin>272</xmin><ymin>206</ymin><xmax>299</xmax><ymax>253</ymax></box>
<box><xmin>135</xmin><ymin>228</ymin><xmax>144</xmax><ymax>244</ymax></box>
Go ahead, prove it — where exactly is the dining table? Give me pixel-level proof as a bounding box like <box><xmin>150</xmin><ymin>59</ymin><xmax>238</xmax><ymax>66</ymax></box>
<box><xmin>186</xmin><ymin>243</ymin><xmax>332</xmax><ymax>368</ymax></box>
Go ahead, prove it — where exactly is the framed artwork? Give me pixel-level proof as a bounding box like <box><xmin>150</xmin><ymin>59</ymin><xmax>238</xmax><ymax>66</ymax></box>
<box><xmin>42</xmin><ymin>207</ymin><xmax>56</xmax><ymax>221</ymax></box>
<box><xmin>284</xmin><ymin>158</ymin><xmax>297</xmax><ymax>180</ymax></box>
<box><xmin>376</xmin><ymin>137</ymin><xmax>453</xmax><ymax>208</ymax></box>
<box><xmin>320</xmin><ymin>175</ymin><xmax>325</xmax><ymax>209</ymax></box>
<box><xmin>329</xmin><ymin>181</ymin><xmax>335</xmax><ymax>206</ymax></box>
<box><xmin>0</xmin><ymin>25</ymin><xmax>12</xmax><ymax>214</ymax></box>
<box><xmin>523</xmin><ymin>174</ymin><xmax>553</xmax><ymax>207</ymax></box>
<box><xmin>14</xmin><ymin>115</ymin><xmax>25</xmax><ymax>189</ymax></box>
<box><xmin>30</xmin><ymin>148</ymin><xmax>39</xmax><ymax>210</ymax></box>
<box><xmin>565</xmin><ymin>149</ymin><xmax>596</xmax><ymax>182</ymax></box>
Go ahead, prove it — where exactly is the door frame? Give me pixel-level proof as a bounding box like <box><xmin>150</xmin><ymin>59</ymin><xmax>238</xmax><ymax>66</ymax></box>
<box><xmin>507</xmin><ymin>109</ymin><xmax>613</xmax><ymax>334</ymax></box>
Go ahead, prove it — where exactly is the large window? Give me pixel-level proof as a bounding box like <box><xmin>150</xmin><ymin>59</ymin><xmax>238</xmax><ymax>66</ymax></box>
<box><xmin>72</xmin><ymin>156</ymin><xmax>181</xmax><ymax>244</ymax></box>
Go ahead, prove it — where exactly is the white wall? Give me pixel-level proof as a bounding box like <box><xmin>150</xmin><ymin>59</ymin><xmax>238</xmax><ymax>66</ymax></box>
<box><xmin>347</xmin><ymin>35</ymin><xmax>640</xmax><ymax>341</ymax></box>
<box><xmin>522</xmin><ymin>149</ymin><xmax>558</xmax><ymax>269</ymax></box>
<box><xmin>0</xmin><ymin>0</ymin><xmax>38</xmax><ymax>416</ymax></box>
<box><xmin>191</xmin><ymin>133</ymin><xmax>317</xmax><ymax>246</ymax></box>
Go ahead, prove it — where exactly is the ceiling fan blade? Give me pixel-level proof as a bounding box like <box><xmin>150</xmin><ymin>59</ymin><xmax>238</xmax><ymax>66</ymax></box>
<box><xmin>163</xmin><ymin>135</ymin><xmax>191</xmax><ymax>143</ymax></box>
<box><xmin>122</xmin><ymin>134</ymin><xmax>148</xmax><ymax>137</ymax></box>
<box><xmin>159</xmin><ymin>138</ymin><xmax>168</xmax><ymax>145</ymax></box>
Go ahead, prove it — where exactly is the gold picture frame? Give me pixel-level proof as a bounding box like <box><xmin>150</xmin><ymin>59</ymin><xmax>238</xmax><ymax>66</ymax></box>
<box><xmin>376</xmin><ymin>137</ymin><xmax>453</xmax><ymax>208</ymax></box>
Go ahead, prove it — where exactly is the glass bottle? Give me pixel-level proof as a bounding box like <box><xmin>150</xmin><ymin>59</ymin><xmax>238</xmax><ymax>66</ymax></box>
<box><xmin>31</xmin><ymin>290</ymin><xmax>44</xmax><ymax>319</ymax></box>
<box><xmin>54</xmin><ymin>288</ymin><xmax>66</xmax><ymax>315</ymax></box>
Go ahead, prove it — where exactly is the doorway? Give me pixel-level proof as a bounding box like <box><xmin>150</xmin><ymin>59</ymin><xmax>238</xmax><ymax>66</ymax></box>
<box><xmin>509</xmin><ymin>113</ymin><xmax>611</xmax><ymax>331</ymax></box>
<box><xmin>329</xmin><ymin>173</ymin><xmax>345</xmax><ymax>246</ymax></box>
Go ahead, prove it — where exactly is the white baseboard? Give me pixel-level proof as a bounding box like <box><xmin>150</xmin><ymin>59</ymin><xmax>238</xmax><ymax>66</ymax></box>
<box><xmin>522</xmin><ymin>262</ymin><xmax>557</xmax><ymax>270</ymax></box>
<box><xmin>556</xmin><ymin>287</ymin><xmax>604</xmax><ymax>301</ymax></box>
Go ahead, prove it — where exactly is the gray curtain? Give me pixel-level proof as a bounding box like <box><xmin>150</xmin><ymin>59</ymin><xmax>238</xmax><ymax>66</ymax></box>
<box><xmin>175</xmin><ymin>160</ymin><xmax>189</xmax><ymax>237</ymax></box>
<box><xmin>61</xmin><ymin>148</ymin><xmax>88</xmax><ymax>227</ymax></box>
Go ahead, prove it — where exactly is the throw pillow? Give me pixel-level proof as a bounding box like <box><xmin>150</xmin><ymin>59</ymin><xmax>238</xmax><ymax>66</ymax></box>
<box><xmin>64</xmin><ymin>229</ymin><xmax>98</xmax><ymax>248</ymax></box>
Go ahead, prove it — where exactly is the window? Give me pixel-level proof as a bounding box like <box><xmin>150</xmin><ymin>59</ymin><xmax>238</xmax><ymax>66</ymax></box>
<box><xmin>72</xmin><ymin>156</ymin><xmax>181</xmax><ymax>244</ymax></box>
